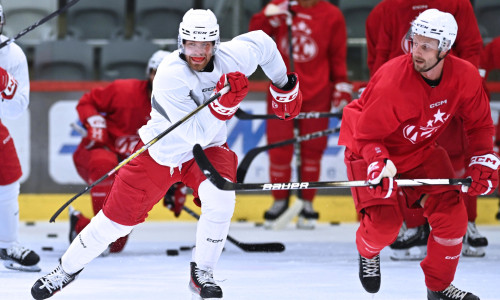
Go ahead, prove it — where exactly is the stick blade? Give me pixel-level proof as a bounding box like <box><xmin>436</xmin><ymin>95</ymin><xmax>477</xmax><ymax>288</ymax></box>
<box><xmin>238</xmin><ymin>242</ymin><xmax>286</xmax><ymax>252</ymax></box>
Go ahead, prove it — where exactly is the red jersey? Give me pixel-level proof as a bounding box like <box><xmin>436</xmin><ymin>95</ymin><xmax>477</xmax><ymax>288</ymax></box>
<box><xmin>339</xmin><ymin>54</ymin><xmax>494</xmax><ymax>173</ymax></box>
<box><xmin>369</xmin><ymin>0</ymin><xmax>482</xmax><ymax>75</ymax></box>
<box><xmin>479</xmin><ymin>37</ymin><xmax>500</xmax><ymax>80</ymax></box>
<box><xmin>249</xmin><ymin>0</ymin><xmax>348</xmax><ymax>104</ymax></box>
<box><xmin>77</xmin><ymin>79</ymin><xmax>151</xmax><ymax>156</ymax></box>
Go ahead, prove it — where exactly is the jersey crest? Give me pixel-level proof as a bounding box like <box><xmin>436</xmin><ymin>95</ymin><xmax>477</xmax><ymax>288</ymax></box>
<box><xmin>403</xmin><ymin>108</ymin><xmax>450</xmax><ymax>144</ymax></box>
<box><xmin>279</xmin><ymin>20</ymin><xmax>317</xmax><ymax>63</ymax></box>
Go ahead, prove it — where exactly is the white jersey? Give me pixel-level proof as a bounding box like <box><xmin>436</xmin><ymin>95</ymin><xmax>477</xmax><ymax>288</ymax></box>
<box><xmin>0</xmin><ymin>35</ymin><xmax>29</xmax><ymax>120</ymax></box>
<box><xmin>139</xmin><ymin>30</ymin><xmax>288</xmax><ymax>167</ymax></box>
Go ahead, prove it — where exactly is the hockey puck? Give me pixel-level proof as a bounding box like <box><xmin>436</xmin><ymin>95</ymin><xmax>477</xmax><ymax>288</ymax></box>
<box><xmin>47</xmin><ymin>233</ymin><xmax>58</xmax><ymax>238</ymax></box>
<box><xmin>25</xmin><ymin>221</ymin><xmax>35</xmax><ymax>226</ymax></box>
<box><xmin>179</xmin><ymin>246</ymin><xmax>193</xmax><ymax>251</ymax></box>
<box><xmin>254</xmin><ymin>222</ymin><xmax>264</xmax><ymax>227</ymax></box>
<box><xmin>166</xmin><ymin>249</ymin><xmax>179</xmax><ymax>256</ymax></box>
<box><xmin>330</xmin><ymin>221</ymin><xmax>340</xmax><ymax>226</ymax></box>
<box><xmin>236</xmin><ymin>218</ymin><xmax>247</xmax><ymax>223</ymax></box>
<box><xmin>42</xmin><ymin>246</ymin><xmax>53</xmax><ymax>251</ymax></box>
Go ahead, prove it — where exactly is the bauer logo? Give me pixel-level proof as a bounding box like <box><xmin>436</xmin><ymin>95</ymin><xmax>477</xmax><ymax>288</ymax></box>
<box><xmin>262</xmin><ymin>182</ymin><xmax>310</xmax><ymax>190</ymax></box>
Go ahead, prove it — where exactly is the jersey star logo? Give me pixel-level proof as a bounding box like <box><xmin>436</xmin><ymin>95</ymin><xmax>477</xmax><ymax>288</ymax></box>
<box><xmin>433</xmin><ymin>109</ymin><xmax>446</xmax><ymax>124</ymax></box>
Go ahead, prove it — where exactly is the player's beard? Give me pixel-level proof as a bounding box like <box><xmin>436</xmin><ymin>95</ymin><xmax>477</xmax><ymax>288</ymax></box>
<box><xmin>412</xmin><ymin>55</ymin><xmax>437</xmax><ymax>73</ymax></box>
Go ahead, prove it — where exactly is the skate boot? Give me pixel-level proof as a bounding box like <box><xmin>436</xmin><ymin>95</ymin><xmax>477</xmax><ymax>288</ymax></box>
<box><xmin>263</xmin><ymin>199</ymin><xmax>289</xmax><ymax>229</ymax></box>
<box><xmin>427</xmin><ymin>284</ymin><xmax>480</xmax><ymax>300</ymax></box>
<box><xmin>296</xmin><ymin>201</ymin><xmax>319</xmax><ymax>230</ymax></box>
<box><xmin>31</xmin><ymin>261</ymin><xmax>82</xmax><ymax>300</ymax></box>
<box><xmin>390</xmin><ymin>223</ymin><xmax>430</xmax><ymax>261</ymax></box>
<box><xmin>359</xmin><ymin>254</ymin><xmax>381</xmax><ymax>293</ymax></box>
<box><xmin>189</xmin><ymin>262</ymin><xmax>222</xmax><ymax>299</ymax></box>
<box><xmin>462</xmin><ymin>221</ymin><xmax>488</xmax><ymax>257</ymax></box>
<box><xmin>0</xmin><ymin>244</ymin><xmax>41</xmax><ymax>272</ymax></box>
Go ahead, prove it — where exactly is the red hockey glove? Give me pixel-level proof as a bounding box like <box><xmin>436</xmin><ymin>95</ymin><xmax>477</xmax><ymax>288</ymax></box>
<box><xmin>0</xmin><ymin>67</ymin><xmax>18</xmax><ymax>100</ymax></box>
<box><xmin>163</xmin><ymin>182</ymin><xmax>187</xmax><ymax>218</ymax></box>
<box><xmin>270</xmin><ymin>72</ymin><xmax>302</xmax><ymax>120</ymax></box>
<box><xmin>84</xmin><ymin>115</ymin><xmax>108</xmax><ymax>149</ymax></box>
<box><xmin>367</xmin><ymin>159</ymin><xmax>397</xmax><ymax>199</ymax></box>
<box><xmin>462</xmin><ymin>153</ymin><xmax>500</xmax><ymax>196</ymax></box>
<box><xmin>332</xmin><ymin>82</ymin><xmax>352</xmax><ymax>109</ymax></box>
<box><xmin>209</xmin><ymin>71</ymin><xmax>249</xmax><ymax>121</ymax></box>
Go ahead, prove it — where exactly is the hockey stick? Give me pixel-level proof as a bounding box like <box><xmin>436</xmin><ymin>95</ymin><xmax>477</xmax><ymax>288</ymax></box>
<box><xmin>49</xmin><ymin>86</ymin><xmax>230</xmax><ymax>222</ymax></box>
<box><xmin>194</xmin><ymin>143</ymin><xmax>472</xmax><ymax>191</ymax></box>
<box><xmin>0</xmin><ymin>0</ymin><xmax>81</xmax><ymax>49</ymax></box>
<box><xmin>182</xmin><ymin>206</ymin><xmax>285</xmax><ymax>252</ymax></box>
<box><xmin>237</xmin><ymin>127</ymin><xmax>339</xmax><ymax>182</ymax></box>
<box><xmin>235</xmin><ymin>108</ymin><xmax>342</xmax><ymax>120</ymax></box>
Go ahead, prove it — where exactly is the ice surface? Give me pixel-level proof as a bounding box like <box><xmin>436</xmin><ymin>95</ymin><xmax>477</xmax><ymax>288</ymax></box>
<box><xmin>2</xmin><ymin>221</ymin><xmax>500</xmax><ymax>300</ymax></box>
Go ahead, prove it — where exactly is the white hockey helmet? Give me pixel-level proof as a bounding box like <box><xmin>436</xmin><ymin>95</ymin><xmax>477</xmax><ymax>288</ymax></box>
<box><xmin>178</xmin><ymin>9</ymin><xmax>220</xmax><ymax>54</ymax></box>
<box><xmin>409</xmin><ymin>9</ymin><xmax>457</xmax><ymax>52</ymax></box>
<box><xmin>146</xmin><ymin>50</ymin><xmax>170</xmax><ymax>75</ymax></box>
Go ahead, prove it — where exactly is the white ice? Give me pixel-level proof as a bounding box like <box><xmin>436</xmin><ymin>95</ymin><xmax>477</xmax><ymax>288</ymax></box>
<box><xmin>2</xmin><ymin>221</ymin><xmax>500</xmax><ymax>300</ymax></box>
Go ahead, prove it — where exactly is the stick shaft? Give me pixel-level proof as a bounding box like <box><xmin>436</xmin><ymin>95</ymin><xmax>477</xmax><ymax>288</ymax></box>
<box><xmin>49</xmin><ymin>88</ymin><xmax>228</xmax><ymax>222</ymax></box>
<box><xmin>0</xmin><ymin>0</ymin><xmax>81</xmax><ymax>49</ymax></box>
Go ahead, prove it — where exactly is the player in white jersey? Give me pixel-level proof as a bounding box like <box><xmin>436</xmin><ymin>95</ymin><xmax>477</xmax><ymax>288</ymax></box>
<box><xmin>0</xmin><ymin>4</ymin><xmax>41</xmax><ymax>273</ymax></box>
<box><xmin>32</xmin><ymin>8</ymin><xmax>302</xmax><ymax>300</ymax></box>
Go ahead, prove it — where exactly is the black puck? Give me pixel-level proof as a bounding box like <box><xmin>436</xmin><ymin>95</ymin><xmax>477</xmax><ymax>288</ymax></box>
<box><xmin>330</xmin><ymin>221</ymin><xmax>340</xmax><ymax>226</ymax></box>
<box><xmin>42</xmin><ymin>246</ymin><xmax>53</xmax><ymax>251</ymax></box>
<box><xmin>25</xmin><ymin>221</ymin><xmax>35</xmax><ymax>226</ymax></box>
<box><xmin>166</xmin><ymin>249</ymin><xmax>179</xmax><ymax>256</ymax></box>
<box><xmin>254</xmin><ymin>222</ymin><xmax>264</xmax><ymax>227</ymax></box>
<box><xmin>47</xmin><ymin>233</ymin><xmax>58</xmax><ymax>238</ymax></box>
<box><xmin>180</xmin><ymin>246</ymin><xmax>193</xmax><ymax>251</ymax></box>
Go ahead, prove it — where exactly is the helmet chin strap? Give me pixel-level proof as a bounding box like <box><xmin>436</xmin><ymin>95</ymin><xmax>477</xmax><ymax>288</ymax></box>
<box><xmin>420</xmin><ymin>50</ymin><xmax>449</xmax><ymax>73</ymax></box>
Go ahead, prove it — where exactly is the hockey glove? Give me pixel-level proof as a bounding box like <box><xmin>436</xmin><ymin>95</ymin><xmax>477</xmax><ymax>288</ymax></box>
<box><xmin>332</xmin><ymin>81</ymin><xmax>353</xmax><ymax>109</ymax></box>
<box><xmin>462</xmin><ymin>153</ymin><xmax>500</xmax><ymax>196</ymax></box>
<box><xmin>0</xmin><ymin>67</ymin><xmax>18</xmax><ymax>100</ymax></box>
<box><xmin>209</xmin><ymin>71</ymin><xmax>249</xmax><ymax>121</ymax></box>
<box><xmin>270</xmin><ymin>72</ymin><xmax>302</xmax><ymax>120</ymax></box>
<box><xmin>163</xmin><ymin>182</ymin><xmax>187</xmax><ymax>217</ymax></box>
<box><xmin>84</xmin><ymin>115</ymin><xmax>108</xmax><ymax>149</ymax></box>
<box><xmin>367</xmin><ymin>159</ymin><xmax>397</xmax><ymax>199</ymax></box>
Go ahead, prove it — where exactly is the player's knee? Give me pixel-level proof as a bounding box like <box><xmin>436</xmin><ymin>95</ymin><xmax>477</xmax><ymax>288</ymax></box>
<box><xmin>89</xmin><ymin>211</ymin><xmax>134</xmax><ymax>243</ymax></box>
<box><xmin>198</xmin><ymin>179</ymin><xmax>235</xmax><ymax>222</ymax></box>
<box><xmin>0</xmin><ymin>181</ymin><xmax>20</xmax><ymax>202</ymax></box>
<box><xmin>364</xmin><ymin>205</ymin><xmax>402</xmax><ymax>241</ymax></box>
<box><xmin>428</xmin><ymin>192</ymin><xmax>467</xmax><ymax>239</ymax></box>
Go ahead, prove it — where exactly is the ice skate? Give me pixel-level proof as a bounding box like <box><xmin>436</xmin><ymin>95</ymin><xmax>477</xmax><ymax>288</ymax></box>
<box><xmin>427</xmin><ymin>284</ymin><xmax>480</xmax><ymax>300</ymax></box>
<box><xmin>31</xmin><ymin>262</ymin><xmax>82</xmax><ymax>300</ymax></box>
<box><xmin>296</xmin><ymin>201</ymin><xmax>319</xmax><ymax>230</ymax></box>
<box><xmin>390</xmin><ymin>223</ymin><xmax>430</xmax><ymax>261</ymax></box>
<box><xmin>0</xmin><ymin>244</ymin><xmax>40</xmax><ymax>272</ymax></box>
<box><xmin>263</xmin><ymin>199</ymin><xmax>289</xmax><ymax>229</ymax></box>
<box><xmin>189</xmin><ymin>262</ymin><xmax>223</xmax><ymax>299</ymax></box>
<box><xmin>462</xmin><ymin>221</ymin><xmax>487</xmax><ymax>257</ymax></box>
<box><xmin>359</xmin><ymin>254</ymin><xmax>381</xmax><ymax>293</ymax></box>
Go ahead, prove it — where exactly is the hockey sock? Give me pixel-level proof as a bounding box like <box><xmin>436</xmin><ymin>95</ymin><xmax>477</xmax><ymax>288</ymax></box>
<box><xmin>61</xmin><ymin>211</ymin><xmax>133</xmax><ymax>274</ymax></box>
<box><xmin>0</xmin><ymin>182</ymin><xmax>20</xmax><ymax>248</ymax></box>
<box><xmin>194</xmin><ymin>180</ymin><xmax>235</xmax><ymax>269</ymax></box>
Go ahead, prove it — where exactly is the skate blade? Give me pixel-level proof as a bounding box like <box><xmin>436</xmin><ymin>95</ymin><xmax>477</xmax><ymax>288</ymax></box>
<box><xmin>462</xmin><ymin>245</ymin><xmax>486</xmax><ymax>257</ymax></box>
<box><xmin>3</xmin><ymin>260</ymin><xmax>41</xmax><ymax>272</ymax></box>
<box><xmin>190</xmin><ymin>291</ymin><xmax>223</xmax><ymax>300</ymax></box>
<box><xmin>390</xmin><ymin>246</ymin><xmax>427</xmax><ymax>261</ymax></box>
<box><xmin>296</xmin><ymin>217</ymin><xmax>316</xmax><ymax>230</ymax></box>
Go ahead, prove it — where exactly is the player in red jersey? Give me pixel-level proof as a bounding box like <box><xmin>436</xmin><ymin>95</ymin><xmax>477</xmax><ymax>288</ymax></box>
<box><xmin>70</xmin><ymin>50</ymin><xmax>186</xmax><ymax>254</ymax></box>
<box><xmin>339</xmin><ymin>9</ymin><xmax>496</xmax><ymax>299</ymax></box>
<box><xmin>480</xmin><ymin>37</ymin><xmax>500</xmax><ymax>221</ymax></box>
<box><xmin>365</xmin><ymin>0</ymin><xmax>486</xmax><ymax>259</ymax></box>
<box><xmin>249</xmin><ymin>0</ymin><xmax>351</xmax><ymax>229</ymax></box>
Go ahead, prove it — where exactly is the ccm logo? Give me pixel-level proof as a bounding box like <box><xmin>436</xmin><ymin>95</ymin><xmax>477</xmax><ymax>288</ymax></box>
<box><xmin>430</xmin><ymin>100</ymin><xmax>447</xmax><ymax>108</ymax></box>
<box><xmin>207</xmin><ymin>238</ymin><xmax>223</xmax><ymax>243</ymax></box>
<box><xmin>275</xmin><ymin>91</ymin><xmax>298</xmax><ymax>103</ymax></box>
<box><xmin>194</xmin><ymin>31</ymin><xmax>207</xmax><ymax>34</ymax></box>
<box><xmin>445</xmin><ymin>254</ymin><xmax>460</xmax><ymax>260</ymax></box>
<box><xmin>263</xmin><ymin>182</ymin><xmax>309</xmax><ymax>190</ymax></box>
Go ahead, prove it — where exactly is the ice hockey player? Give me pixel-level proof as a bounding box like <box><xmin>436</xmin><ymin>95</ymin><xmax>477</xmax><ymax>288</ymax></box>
<box><xmin>31</xmin><ymin>8</ymin><xmax>302</xmax><ymax>300</ymax></box>
<box><xmin>70</xmin><ymin>50</ymin><xmax>178</xmax><ymax>255</ymax></box>
<box><xmin>339</xmin><ymin>9</ymin><xmax>496</xmax><ymax>300</ymax></box>
<box><xmin>0</xmin><ymin>3</ymin><xmax>40</xmax><ymax>273</ymax></box>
